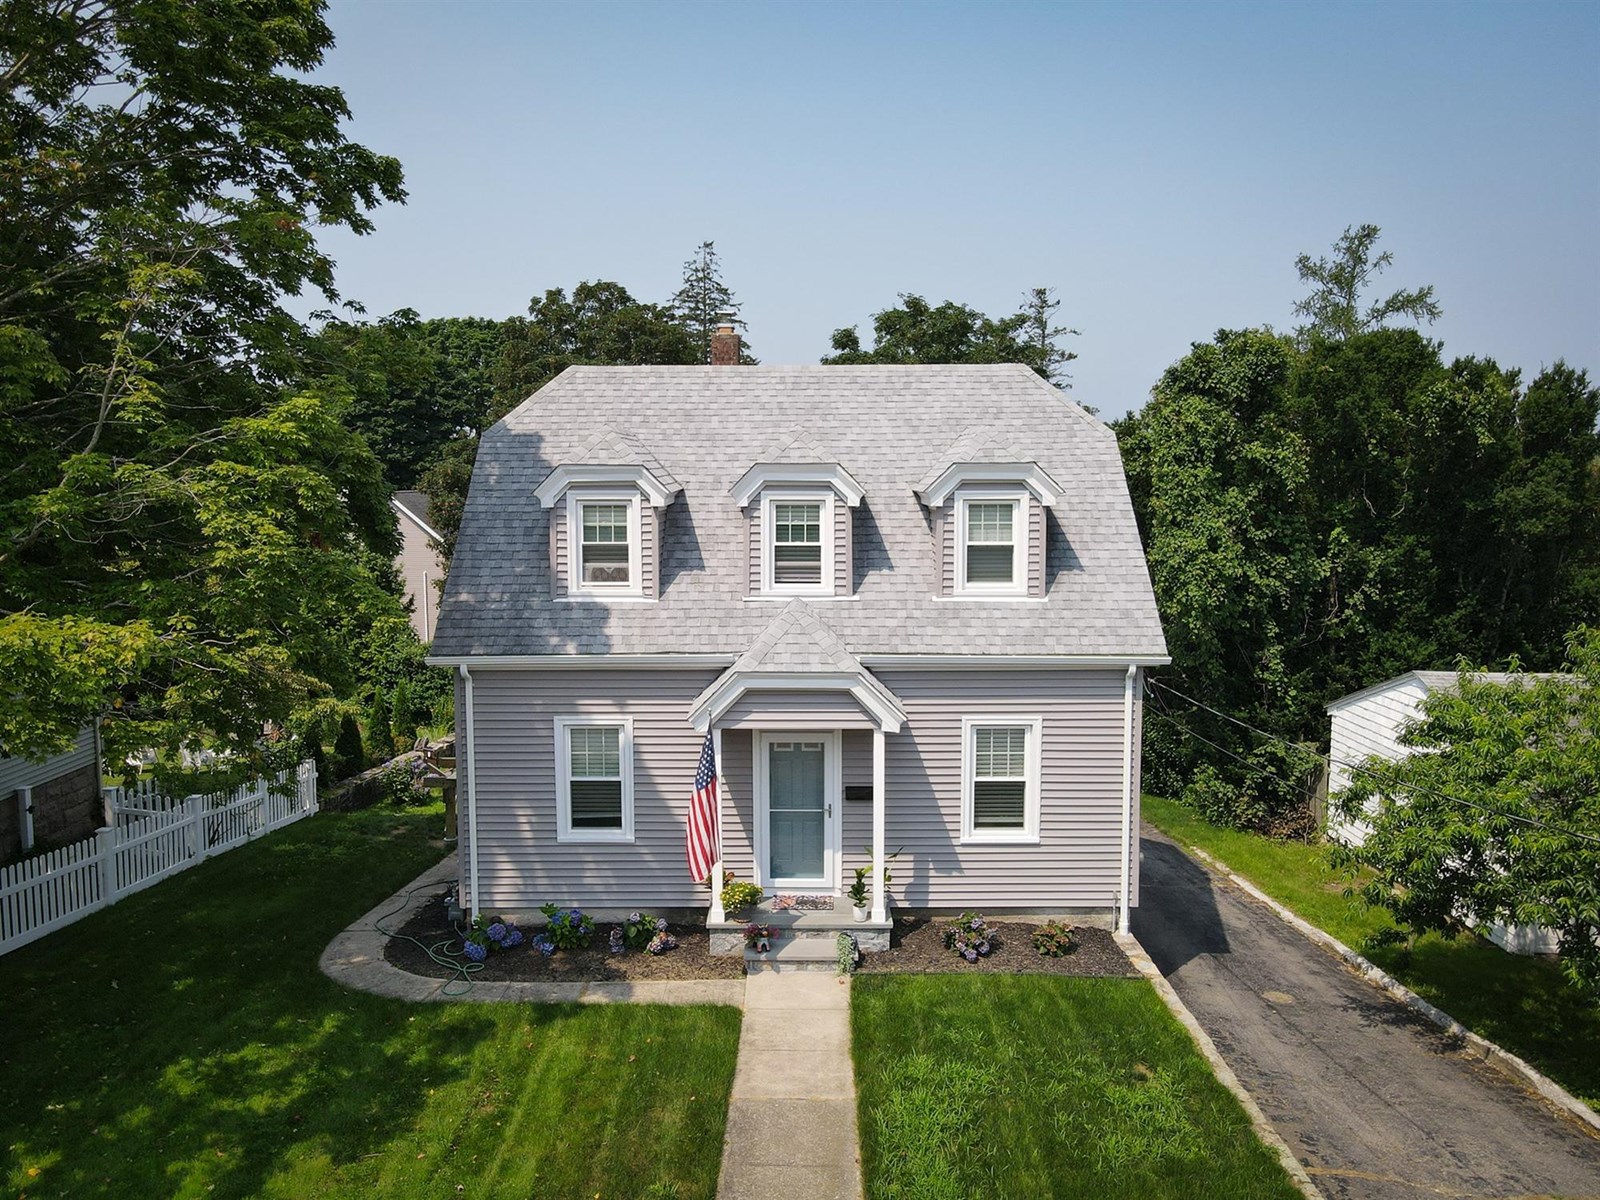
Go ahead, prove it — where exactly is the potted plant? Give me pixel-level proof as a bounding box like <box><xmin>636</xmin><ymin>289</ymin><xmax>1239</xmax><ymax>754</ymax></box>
<box><xmin>744</xmin><ymin>922</ymin><xmax>779</xmax><ymax>954</ymax></box>
<box><xmin>847</xmin><ymin>867</ymin><xmax>870</xmax><ymax>922</ymax></box>
<box><xmin>720</xmin><ymin>871</ymin><xmax>764</xmax><ymax>917</ymax></box>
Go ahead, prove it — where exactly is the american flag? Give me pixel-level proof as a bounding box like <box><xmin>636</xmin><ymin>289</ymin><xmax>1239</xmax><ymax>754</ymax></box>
<box><xmin>686</xmin><ymin>732</ymin><xmax>720</xmax><ymax>883</ymax></box>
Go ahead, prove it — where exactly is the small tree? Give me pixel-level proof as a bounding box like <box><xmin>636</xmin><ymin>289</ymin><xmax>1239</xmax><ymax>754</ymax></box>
<box><xmin>1333</xmin><ymin>628</ymin><xmax>1600</xmax><ymax>1002</ymax></box>
<box><xmin>1017</xmin><ymin>287</ymin><xmax>1081</xmax><ymax>389</ymax></box>
<box><xmin>333</xmin><ymin>714</ymin><xmax>365</xmax><ymax>781</ymax></box>
<box><xmin>364</xmin><ymin>690</ymin><xmax>393</xmax><ymax>766</ymax></box>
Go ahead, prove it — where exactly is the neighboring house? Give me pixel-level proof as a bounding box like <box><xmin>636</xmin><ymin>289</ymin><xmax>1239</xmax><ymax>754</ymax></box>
<box><xmin>392</xmin><ymin>490</ymin><xmax>444</xmax><ymax>642</ymax></box>
<box><xmin>0</xmin><ymin>726</ymin><xmax>104</xmax><ymax>862</ymax></box>
<box><xmin>427</xmin><ymin>345</ymin><xmax>1168</xmax><ymax>951</ymax></box>
<box><xmin>1327</xmin><ymin>670</ymin><xmax>1560</xmax><ymax>955</ymax></box>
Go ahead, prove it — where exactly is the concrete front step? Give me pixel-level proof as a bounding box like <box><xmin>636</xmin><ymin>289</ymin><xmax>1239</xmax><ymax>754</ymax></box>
<box><xmin>746</xmin><ymin>937</ymin><xmax>842</xmax><ymax>965</ymax></box>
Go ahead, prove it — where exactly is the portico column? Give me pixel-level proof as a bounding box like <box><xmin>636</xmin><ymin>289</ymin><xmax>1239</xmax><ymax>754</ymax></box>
<box><xmin>871</xmin><ymin>726</ymin><xmax>887</xmax><ymax>922</ymax></box>
<box><xmin>709</xmin><ymin>725</ymin><xmax>726</xmax><ymax>924</ymax></box>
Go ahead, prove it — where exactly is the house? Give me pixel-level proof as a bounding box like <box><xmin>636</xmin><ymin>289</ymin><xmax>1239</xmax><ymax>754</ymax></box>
<box><xmin>427</xmin><ymin>331</ymin><xmax>1168</xmax><ymax>952</ymax></box>
<box><xmin>392</xmin><ymin>490</ymin><xmax>444</xmax><ymax>642</ymax></box>
<box><xmin>1</xmin><ymin>725</ymin><xmax>104</xmax><ymax>863</ymax></box>
<box><xmin>1327</xmin><ymin>670</ymin><xmax>1560</xmax><ymax>955</ymax></box>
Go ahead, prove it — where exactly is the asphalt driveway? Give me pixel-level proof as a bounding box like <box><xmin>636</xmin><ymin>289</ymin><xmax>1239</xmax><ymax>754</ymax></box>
<box><xmin>1132</xmin><ymin>826</ymin><xmax>1600</xmax><ymax>1200</ymax></box>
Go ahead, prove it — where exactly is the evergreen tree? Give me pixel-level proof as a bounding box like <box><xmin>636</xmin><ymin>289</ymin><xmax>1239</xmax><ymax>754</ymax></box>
<box><xmin>333</xmin><ymin>714</ymin><xmax>365</xmax><ymax>781</ymax></box>
<box><xmin>1018</xmin><ymin>287</ymin><xmax>1082</xmax><ymax>389</ymax></box>
<box><xmin>1293</xmin><ymin>224</ymin><xmax>1442</xmax><ymax>341</ymax></box>
<box><xmin>390</xmin><ymin>679</ymin><xmax>417</xmax><ymax>750</ymax></box>
<box><xmin>672</xmin><ymin>242</ymin><xmax>753</xmax><ymax>363</ymax></box>
<box><xmin>364</xmin><ymin>690</ymin><xmax>393</xmax><ymax>767</ymax></box>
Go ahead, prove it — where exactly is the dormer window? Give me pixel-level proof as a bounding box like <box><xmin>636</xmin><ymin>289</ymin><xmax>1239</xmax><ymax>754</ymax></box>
<box><xmin>763</xmin><ymin>493</ymin><xmax>834</xmax><ymax>595</ymax></box>
<box><xmin>962</xmin><ymin>499</ymin><xmax>1018</xmax><ymax>589</ymax></box>
<box><xmin>566</xmin><ymin>491</ymin><xmax>642</xmax><ymax>596</ymax></box>
<box><xmin>579</xmin><ymin>501</ymin><xmax>631</xmax><ymax>585</ymax></box>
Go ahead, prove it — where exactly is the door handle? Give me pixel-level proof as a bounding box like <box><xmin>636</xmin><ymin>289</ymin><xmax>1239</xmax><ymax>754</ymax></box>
<box><xmin>827</xmin><ymin>803</ymin><xmax>833</xmax><ymax>818</ymax></box>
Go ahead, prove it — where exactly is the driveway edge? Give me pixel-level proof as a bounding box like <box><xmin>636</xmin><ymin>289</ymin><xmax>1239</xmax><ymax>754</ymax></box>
<box><xmin>1115</xmin><ymin>930</ymin><xmax>1326</xmax><ymax>1200</ymax></box>
<box><xmin>319</xmin><ymin>852</ymin><xmax>745</xmax><ymax>1007</ymax></box>
<box><xmin>1177</xmin><ymin>839</ymin><xmax>1600</xmax><ymax>1135</ymax></box>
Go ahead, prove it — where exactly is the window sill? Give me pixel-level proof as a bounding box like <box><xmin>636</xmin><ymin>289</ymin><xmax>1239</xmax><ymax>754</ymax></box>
<box><xmin>555</xmin><ymin>832</ymin><xmax>635</xmax><ymax>844</ymax></box>
<box><xmin>959</xmin><ymin>834</ymin><xmax>1042</xmax><ymax>846</ymax></box>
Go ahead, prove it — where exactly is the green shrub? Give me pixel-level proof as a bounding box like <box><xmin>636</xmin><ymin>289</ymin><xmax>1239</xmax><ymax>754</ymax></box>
<box><xmin>390</xmin><ymin>679</ymin><xmax>417</xmax><ymax>749</ymax></box>
<box><xmin>1033</xmin><ymin>920</ymin><xmax>1077</xmax><ymax>957</ymax></box>
<box><xmin>379</xmin><ymin>759</ymin><xmax>429</xmax><ymax>806</ymax></box>
<box><xmin>538</xmin><ymin>904</ymin><xmax>595</xmax><ymax>950</ymax></box>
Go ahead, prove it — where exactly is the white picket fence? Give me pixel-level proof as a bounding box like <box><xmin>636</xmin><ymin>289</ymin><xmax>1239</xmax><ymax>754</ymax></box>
<box><xmin>0</xmin><ymin>760</ymin><xmax>318</xmax><ymax>956</ymax></box>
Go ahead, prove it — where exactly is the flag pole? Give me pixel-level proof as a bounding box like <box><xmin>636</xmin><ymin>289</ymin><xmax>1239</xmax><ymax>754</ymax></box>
<box><xmin>709</xmin><ymin>726</ymin><xmax>726</xmax><ymax>923</ymax></box>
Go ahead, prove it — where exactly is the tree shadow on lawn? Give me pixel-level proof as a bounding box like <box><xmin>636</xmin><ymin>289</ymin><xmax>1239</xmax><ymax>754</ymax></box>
<box><xmin>0</xmin><ymin>810</ymin><xmax>509</xmax><ymax>1198</ymax></box>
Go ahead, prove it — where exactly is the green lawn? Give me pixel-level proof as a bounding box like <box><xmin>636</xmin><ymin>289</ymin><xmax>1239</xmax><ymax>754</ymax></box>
<box><xmin>0</xmin><ymin>805</ymin><xmax>740</xmax><ymax>1199</ymax></box>
<box><xmin>1142</xmin><ymin>793</ymin><xmax>1600</xmax><ymax>1111</ymax></box>
<box><xmin>851</xmin><ymin>974</ymin><xmax>1301</xmax><ymax>1200</ymax></box>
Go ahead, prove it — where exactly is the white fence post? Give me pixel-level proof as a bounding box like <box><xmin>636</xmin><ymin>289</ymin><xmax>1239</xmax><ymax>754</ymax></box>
<box><xmin>94</xmin><ymin>826</ymin><xmax>117</xmax><ymax>905</ymax></box>
<box><xmin>188</xmin><ymin>795</ymin><xmax>209</xmax><ymax>863</ymax></box>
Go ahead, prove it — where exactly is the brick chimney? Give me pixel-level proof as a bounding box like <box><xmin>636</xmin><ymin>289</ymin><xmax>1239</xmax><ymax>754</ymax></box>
<box><xmin>710</xmin><ymin>312</ymin><xmax>741</xmax><ymax>366</ymax></box>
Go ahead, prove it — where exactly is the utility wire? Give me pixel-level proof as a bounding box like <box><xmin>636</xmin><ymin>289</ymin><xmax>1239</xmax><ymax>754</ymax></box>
<box><xmin>1148</xmin><ymin>677</ymin><xmax>1600</xmax><ymax>849</ymax></box>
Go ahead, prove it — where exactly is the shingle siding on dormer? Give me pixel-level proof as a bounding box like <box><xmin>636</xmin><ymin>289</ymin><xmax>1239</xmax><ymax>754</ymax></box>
<box><xmin>834</xmin><ymin>499</ymin><xmax>851</xmax><ymax>597</ymax></box>
<box><xmin>741</xmin><ymin>485</ymin><xmax>852</xmax><ymax>598</ymax></box>
<box><xmin>550</xmin><ymin>505</ymin><xmax>567</xmax><ymax>599</ymax></box>
<box><xmin>933</xmin><ymin>493</ymin><xmax>1046</xmax><ymax>597</ymax></box>
<box><xmin>1027</xmin><ymin>497</ymin><xmax>1046</xmax><ymax>598</ymax></box>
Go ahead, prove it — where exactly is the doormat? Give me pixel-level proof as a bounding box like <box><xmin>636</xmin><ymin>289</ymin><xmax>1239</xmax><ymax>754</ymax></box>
<box><xmin>771</xmin><ymin>895</ymin><xmax>834</xmax><ymax>911</ymax></box>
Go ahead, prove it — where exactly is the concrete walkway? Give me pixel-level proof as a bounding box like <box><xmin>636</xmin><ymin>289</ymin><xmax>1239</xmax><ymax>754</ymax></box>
<box><xmin>718</xmin><ymin>965</ymin><xmax>863</xmax><ymax>1200</ymax></box>
<box><xmin>1133</xmin><ymin>827</ymin><xmax>1600</xmax><ymax>1200</ymax></box>
<box><xmin>318</xmin><ymin>853</ymin><xmax>743</xmax><ymax>1007</ymax></box>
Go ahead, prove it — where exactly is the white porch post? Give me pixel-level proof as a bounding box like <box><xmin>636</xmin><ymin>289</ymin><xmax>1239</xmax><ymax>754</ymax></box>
<box><xmin>871</xmin><ymin>727</ymin><xmax>887</xmax><ymax>922</ymax></box>
<box><xmin>709</xmin><ymin>726</ymin><xmax>726</xmax><ymax>924</ymax></box>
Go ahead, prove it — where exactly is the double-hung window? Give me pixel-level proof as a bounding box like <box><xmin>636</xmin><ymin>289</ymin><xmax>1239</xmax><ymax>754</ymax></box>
<box><xmin>566</xmin><ymin>493</ymin><xmax>641</xmax><ymax>596</ymax></box>
<box><xmin>959</xmin><ymin>498</ymin><xmax>1020</xmax><ymax>592</ymax></box>
<box><xmin>554</xmin><ymin>717</ymin><xmax>634</xmax><ymax>842</ymax></box>
<box><xmin>960</xmin><ymin>716</ymin><xmax>1041</xmax><ymax>842</ymax></box>
<box><xmin>580</xmin><ymin>502</ymin><xmax>630</xmax><ymax>584</ymax></box>
<box><xmin>763</xmin><ymin>494</ymin><xmax>833</xmax><ymax>594</ymax></box>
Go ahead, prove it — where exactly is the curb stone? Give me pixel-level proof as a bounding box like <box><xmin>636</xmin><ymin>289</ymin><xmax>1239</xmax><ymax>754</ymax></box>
<box><xmin>1114</xmin><ymin>931</ymin><xmax>1327</xmax><ymax>1200</ymax></box>
<box><xmin>318</xmin><ymin>852</ymin><xmax>744</xmax><ymax>1007</ymax></box>
<box><xmin>1176</xmin><ymin>838</ymin><xmax>1600</xmax><ymax>1136</ymax></box>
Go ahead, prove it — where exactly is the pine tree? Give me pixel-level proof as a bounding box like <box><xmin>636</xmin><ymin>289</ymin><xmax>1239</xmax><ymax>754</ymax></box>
<box><xmin>1018</xmin><ymin>287</ymin><xmax>1081</xmax><ymax>388</ymax></box>
<box><xmin>672</xmin><ymin>241</ymin><xmax>753</xmax><ymax>362</ymax></box>
<box><xmin>390</xmin><ymin>679</ymin><xmax>417</xmax><ymax>750</ymax></box>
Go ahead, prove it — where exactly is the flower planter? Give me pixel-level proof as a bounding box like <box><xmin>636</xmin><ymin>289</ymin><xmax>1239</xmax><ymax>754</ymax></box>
<box><xmin>852</xmin><ymin>905</ymin><xmax>869</xmax><ymax>923</ymax></box>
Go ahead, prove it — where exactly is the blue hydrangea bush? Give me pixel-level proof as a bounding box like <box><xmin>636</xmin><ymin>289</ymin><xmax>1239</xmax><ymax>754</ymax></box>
<box><xmin>538</xmin><ymin>904</ymin><xmax>595</xmax><ymax>950</ymax></box>
<box><xmin>464</xmin><ymin>913</ymin><xmax>525</xmax><ymax>962</ymax></box>
<box><xmin>942</xmin><ymin>912</ymin><xmax>997</xmax><ymax>963</ymax></box>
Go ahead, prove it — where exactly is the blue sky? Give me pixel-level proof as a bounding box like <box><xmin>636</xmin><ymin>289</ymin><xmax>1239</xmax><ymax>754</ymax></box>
<box><xmin>309</xmin><ymin>0</ymin><xmax>1599</xmax><ymax>418</ymax></box>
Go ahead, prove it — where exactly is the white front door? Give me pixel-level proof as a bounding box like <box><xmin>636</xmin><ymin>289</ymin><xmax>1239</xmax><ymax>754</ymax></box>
<box><xmin>757</xmin><ymin>732</ymin><xmax>839</xmax><ymax>890</ymax></box>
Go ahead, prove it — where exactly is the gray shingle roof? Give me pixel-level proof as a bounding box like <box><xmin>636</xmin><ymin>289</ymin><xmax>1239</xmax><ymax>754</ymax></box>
<box><xmin>392</xmin><ymin>490</ymin><xmax>434</xmax><ymax>531</ymax></box>
<box><xmin>567</xmin><ymin>425</ymin><xmax>681</xmax><ymax>493</ymax></box>
<box><xmin>727</xmin><ymin>600</ymin><xmax>864</xmax><ymax>675</ymax></box>
<box><xmin>432</xmin><ymin>364</ymin><xmax>1167</xmax><ymax>659</ymax></box>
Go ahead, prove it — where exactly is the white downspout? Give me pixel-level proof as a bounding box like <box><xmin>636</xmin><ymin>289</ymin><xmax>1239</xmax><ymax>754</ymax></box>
<box><xmin>460</xmin><ymin>665</ymin><xmax>480</xmax><ymax>919</ymax></box>
<box><xmin>1119</xmin><ymin>663</ymin><xmax>1137</xmax><ymax>935</ymax></box>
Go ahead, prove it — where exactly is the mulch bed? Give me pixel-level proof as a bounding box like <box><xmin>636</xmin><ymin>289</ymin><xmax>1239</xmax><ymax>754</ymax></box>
<box><xmin>855</xmin><ymin>913</ymin><xmax>1138</xmax><ymax>976</ymax></box>
<box><xmin>382</xmin><ymin>892</ymin><xmax>745</xmax><ymax>982</ymax></box>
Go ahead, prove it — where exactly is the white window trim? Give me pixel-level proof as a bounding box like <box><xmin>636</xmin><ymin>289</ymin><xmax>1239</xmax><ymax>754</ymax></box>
<box><xmin>760</xmin><ymin>490</ymin><xmax>835</xmax><ymax>597</ymax></box>
<box><xmin>566</xmin><ymin>490</ymin><xmax>644</xmax><ymax>598</ymax></box>
<box><xmin>553</xmin><ymin>715</ymin><xmax>635</xmax><ymax>843</ymax></box>
<box><xmin>954</xmin><ymin>488</ymin><xmax>1028</xmax><ymax>597</ymax></box>
<box><xmin>960</xmin><ymin>715</ymin><xmax>1042</xmax><ymax>844</ymax></box>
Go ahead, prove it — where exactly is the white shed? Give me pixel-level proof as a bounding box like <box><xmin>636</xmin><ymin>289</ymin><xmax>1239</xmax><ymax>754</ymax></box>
<box><xmin>1326</xmin><ymin>671</ymin><xmax>1560</xmax><ymax>955</ymax></box>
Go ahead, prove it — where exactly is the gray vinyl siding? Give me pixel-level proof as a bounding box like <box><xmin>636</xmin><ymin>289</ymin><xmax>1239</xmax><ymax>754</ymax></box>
<box><xmin>0</xmin><ymin>726</ymin><xmax>97</xmax><ymax>795</ymax></box>
<box><xmin>835</xmin><ymin>503</ymin><xmax>851</xmax><ymax>596</ymax></box>
<box><xmin>464</xmin><ymin>667</ymin><xmax>723</xmax><ymax>910</ymax></box>
<box><xmin>936</xmin><ymin>504</ymin><xmax>953</xmax><ymax>595</ymax></box>
<box><xmin>873</xmin><ymin>668</ymin><xmax>1128</xmax><ymax>908</ymax></box>
<box><xmin>1027</xmin><ymin>497</ymin><xmax>1045</xmax><ymax>598</ymax></box>
<box><xmin>641</xmin><ymin>506</ymin><xmax>659</xmax><ymax>600</ymax></box>
<box><xmin>459</xmin><ymin>665</ymin><xmax>1138</xmax><ymax>913</ymax></box>
<box><xmin>395</xmin><ymin>514</ymin><xmax>443</xmax><ymax>641</ymax></box>
<box><xmin>550</xmin><ymin>506</ymin><xmax>568</xmax><ymax>599</ymax></box>
<box><xmin>719</xmin><ymin>690</ymin><xmax>876</xmax><ymax>729</ymax></box>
